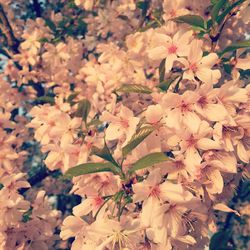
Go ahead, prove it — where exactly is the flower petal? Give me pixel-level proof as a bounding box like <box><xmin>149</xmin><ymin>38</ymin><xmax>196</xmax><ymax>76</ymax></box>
<box><xmin>197</xmin><ymin>138</ymin><xmax>221</xmax><ymax>150</ymax></box>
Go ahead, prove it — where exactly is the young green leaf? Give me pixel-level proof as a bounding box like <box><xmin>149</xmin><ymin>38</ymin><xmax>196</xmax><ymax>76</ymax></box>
<box><xmin>35</xmin><ymin>96</ymin><xmax>55</xmax><ymax>105</ymax></box>
<box><xmin>22</xmin><ymin>208</ymin><xmax>33</xmax><ymax>223</ymax></box>
<box><xmin>159</xmin><ymin>58</ymin><xmax>166</xmax><ymax>83</ymax></box>
<box><xmin>139</xmin><ymin>20</ymin><xmax>160</xmax><ymax>31</ymax></box>
<box><xmin>159</xmin><ymin>75</ymin><xmax>181</xmax><ymax>92</ymax></box>
<box><xmin>211</xmin><ymin>0</ymin><xmax>227</xmax><ymax>23</ymax></box>
<box><xmin>173</xmin><ymin>15</ymin><xmax>207</xmax><ymax>30</ymax></box>
<box><xmin>220</xmin><ymin>40</ymin><xmax>250</xmax><ymax>56</ymax></box>
<box><xmin>137</xmin><ymin>0</ymin><xmax>150</xmax><ymax>17</ymax></box>
<box><xmin>87</xmin><ymin>118</ymin><xmax>103</xmax><ymax>127</ymax></box>
<box><xmin>67</xmin><ymin>92</ymin><xmax>79</xmax><ymax>105</ymax></box>
<box><xmin>216</xmin><ymin>0</ymin><xmax>245</xmax><ymax>24</ymax></box>
<box><xmin>39</xmin><ymin>38</ymin><xmax>49</xmax><ymax>43</ymax></box>
<box><xmin>45</xmin><ymin>18</ymin><xmax>57</xmax><ymax>32</ymax></box>
<box><xmin>116</xmin><ymin>84</ymin><xmax>152</xmax><ymax>94</ymax></box>
<box><xmin>122</xmin><ymin>126</ymin><xmax>155</xmax><ymax>156</ymax></box>
<box><xmin>91</xmin><ymin>143</ymin><xmax>121</xmax><ymax>169</ymax></box>
<box><xmin>137</xmin><ymin>1</ymin><xmax>147</xmax><ymax>10</ymax></box>
<box><xmin>74</xmin><ymin>99</ymin><xmax>91</xmax><ymax>122</ymax></box>
<box><xmin>129</xmin><ymin>152</ymin><xmax>170</xmax><ymax>174</ymax></box>
<box><xmin>64</xmin><ymin>162</ymin><xmax>121</xmax><ymax>179</ymax></box>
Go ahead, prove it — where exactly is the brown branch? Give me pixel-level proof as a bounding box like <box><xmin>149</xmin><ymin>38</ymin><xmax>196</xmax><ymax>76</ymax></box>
<box><xmin>210</xmin><ymin>7</ymin><xmax>238</xmax><ymax>52</ymax></box>
<box><xmin>0</xmin><ymin>4</ymin><xmax>20</xmax><ymax>53</ymax></box>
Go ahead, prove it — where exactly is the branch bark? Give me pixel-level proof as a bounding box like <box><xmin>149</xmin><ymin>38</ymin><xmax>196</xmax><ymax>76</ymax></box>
<box><xmin>0</xmin><ymin>4</ymin><xmax>20</xmax><ymax>53</ymax></box>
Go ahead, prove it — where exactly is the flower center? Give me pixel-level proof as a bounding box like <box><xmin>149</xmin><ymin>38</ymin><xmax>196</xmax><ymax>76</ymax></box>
<box><xmin>120</xmin><ymin>119</ymin><xmax>129</xmax><ymax>128</ymax></box>
<box><xmin>150</xmin><ymin>185</ymin><xmax>161</xmax><ymax>198</ymax></box>
<box><xmin>170</xmin><ymin>9</ymin><xmax>176</xmax><ymax>18</ymax></box>
<box><xmin>222</xmin><ymin>126</ymin><xmax>239</xmax><ymax>136</ymax></box>
<box><xmin>198</xmin><ymin>96</ymin><xmax>208</xmax><ymax>108</ymax></box>
<box><xmin>175</xmin><ymin>160</ymin><xmax>185</xmax><ymax>170</ymax></box>
<box><xmin>187</xmin><ymin>135</ymin><xmax>197</xmax><ymax>147</ymax></box>
<box><xmin>180</xmin><ymin>101</ymin><xmax>191</xmax><ymax>112</ymax></box>
<box><xmin>94</xmin><ymin>197</ymin><xmax>103</xmax><ymax>207</ymax></box>
<box><xmin>168</xmin><ymin>44</ymin><xmax>177</xmax><ymax>54</ymax></box>
<box><xmin>189</xmin><ymin>63</ymin><xmax>198</xmax><ymax>72</ymax></box>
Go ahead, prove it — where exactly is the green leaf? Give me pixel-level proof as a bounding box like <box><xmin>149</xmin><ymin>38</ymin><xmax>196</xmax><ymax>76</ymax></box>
<box><xmin>87</xmin><ymin>118</ymin><xmax>103</xmax><ymax>127</ymax></box>
<box><xmin>35</xmin><ymin>96</ymin><xmax>55</xmax><ymax>105</ymax></box>
<box><xmin>91</xmin><ymin>143</ymin><xmax>121</xmax><ymax>169</ymax></box>
<box><xmin>137</xmin><ymin>0</ymin><xmax>150</xmax><ymax>16</ymax></box>
<box><xmin>220</xmin><ymin>40</ymin><xmax>250</xmax><ymax>56</ymax></box>
<box><xmin>159</xmin><ymin>59</ymin><xmax>166</xmax><ymax>83</ymax></box>
<box><xmin>122</xmin><ymin>126</ymin><xmax>155</xmax><ymax>157</ymax></box>
<box><xmin>129</xmin><ymin>152</ymin><xmax>170</xmax><ymax>173</ymax></box>
<box><xmin>137</xmin><ymin>1</ymin><xmax>146</xmax><ymax>9</ymax></box>
<box><xmin>64</xmin><ymin>162</ymin><xmax>121</xmax><ymax>179</ymax></box>
<box><xmin>216</xmin><ymin>0</ymin><xmax>246</xmax><ymax>24</ymax></box>
<box><xmin>22</xmin><ymin>208</ymin><xmax>33</xmax><ymax>223</ymax></box>
<box><xmin>173</xmin><ymin>15</ymin><xmax>207</xmax><ymax>30</ymax></box>
<box><xmin>211</xmin><ymin>0</ymin><xmax>227</xmax><ymax>23</ymax></box>
<box><xmin>74</xmin><ymin>99</ymin><xmax>91</xmax><ymax>122</ymax></box>
<box><xmin>39</xmin><ymin>38</ymin><xmax>49</xmax><ymax>43</ymax></box>
<box><xmin>45</xmin><ymin>18</ymin><xmax>57</xmax><ymax>32</ymax></box>
<box><xmin>52</xmin><ymin>36</ymin><xmax>62</xmax><ymax>43</ymax></box>
<box><xmin>116</xmin><ymin>84</ymin><xmax>152</xmax><ymax>94</ymax></box>
<box><xmin>67</xmin><ymin>92</ymin><xmax>79</xmax><ymax>105</ymax></box>
<box><xmin>223</xmin><ymin>63</ymin><xmax>232</xmax><ymax>74</ymax></box>
<box><xmin>139</xmin><ymin>20</ymin><xmax>160</xmax><ymax>31</ymax></box>
<box><xmin>159</xmin><ymin>75</ymin><xmax>181</xmax><ymax>92</ymax></box>
<box><xmin>68</xmin><ymin>1</ymin><xmax>77</xmax><ymax>8</ymax></box>
<box><xmin>239</xmin><ymin>69</ymin><xmax>250</xmax><ymax>78</ymax></box>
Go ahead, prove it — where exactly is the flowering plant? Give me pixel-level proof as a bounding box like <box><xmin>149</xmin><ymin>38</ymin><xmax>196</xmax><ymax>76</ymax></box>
<box><xmin>0</xmin><ymin>0</ymin><xmax>249</xmax><ymax>249</ymax></box>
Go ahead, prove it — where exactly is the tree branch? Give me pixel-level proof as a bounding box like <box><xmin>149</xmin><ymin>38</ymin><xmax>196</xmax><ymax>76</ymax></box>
<box><xmin>0</xmin><ymin>4</ymin><xmax>20</xmax><ymax>53</ymax></box>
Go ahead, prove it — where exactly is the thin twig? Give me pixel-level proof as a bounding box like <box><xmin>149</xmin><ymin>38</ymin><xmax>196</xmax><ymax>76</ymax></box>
<box><xmin>210</xmin><ymin>7</ymin><xmax>238</xmax><ymax>52</ymax></box>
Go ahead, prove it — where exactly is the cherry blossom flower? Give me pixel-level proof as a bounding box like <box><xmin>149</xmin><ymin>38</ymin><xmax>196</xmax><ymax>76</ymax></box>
<box><xmin>180</xmin><ymin>40</ymin><xmax>221</xmax><ymax>83</ymax></box>
<box><xmin>163</xmin><ymin>0</ymin><xmax>190</xmax><ymax>21</ymax></box>
<box><xmin>87</xmin><ymin>217</ymin><xmax>141</xmax><ymax>249</ymax></box>
<box><xmin>162</xmin><ymin>91</ymin><xmax>200</xmax><ymax>132</ymax></box>
<box><xmin>73</xmin><ymin>196</ymin><xmax>105</xmax><ymax>217</ymax></box>
<box><xmin>60</xmin><ymin>215</ymin><xmax>93</xmax><ymax>250</ymax></box>
<box><xmin>21</xmin><ymin>29</ymin><xmax>41</xmax><ymax>54</ymax></box>
<box><xmin>144</xmin><ymin>104</ymin><xmax>164</xmax><ymax>124</ymax></box>
<box><xmin>194</xmin><ymin>83</ymin><xmax>228</xmax><ymax>122</ymax></box>
<box><xmin>133</xmin><ymin>169</ymin><xmax>193</xmax><ymax>227</ymax></box>
<box><xmin>100</xmin><ymin>105</ymin><xmax>139</xmax><ymax>145</ymax></box>
<box><xmin>148</xmin><ymin>30</ymin><xmax>193</xmax><ymax>72</ymax></box>
<box><xmin>168</xmin><ymin>120</ymin><xmax>222</xmax><ymax>172</ymax></box>
<box><xmin>75</xmin><ymin>0</ymin><xmax>95</xmax><ymax>10</ymax></box>
<box><xmin>0</xmin><ymin>1</ymin><xmax>250</xmax><ymax>249</ymax></box>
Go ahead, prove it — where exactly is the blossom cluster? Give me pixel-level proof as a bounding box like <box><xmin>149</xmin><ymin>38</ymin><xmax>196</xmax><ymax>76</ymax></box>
<box><xmin>0</xmin><ymin>77</ymin><xmax>60</xmax><ymax>249</ymax></box>
<box><xmin>0</xmin><ymin>0</ymin><xmax>250</xmax><ymax>249</ymax></box>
